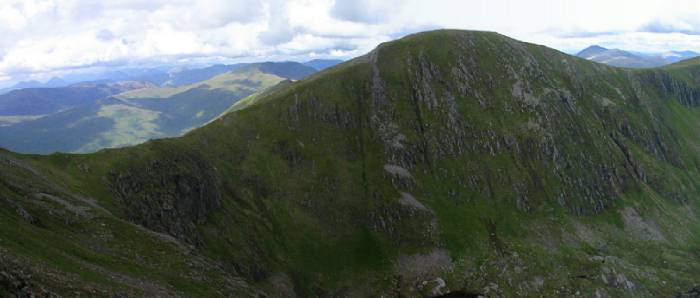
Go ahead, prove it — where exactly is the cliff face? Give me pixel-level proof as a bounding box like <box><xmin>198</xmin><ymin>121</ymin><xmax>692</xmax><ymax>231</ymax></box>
<box><xmin>108</xmin><ymin>149</ymin><xmax>222</xmax><ymax>245</ymax></box>
<box><xmin>3</xmin><ymin>30</ymin><xmax>700</xmax><ymax>296</ymax></box>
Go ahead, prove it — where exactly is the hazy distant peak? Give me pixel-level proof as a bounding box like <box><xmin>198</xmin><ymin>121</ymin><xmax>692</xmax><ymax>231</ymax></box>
<box><xmin>577</xmin><ymin>44</ymin><xmax>700</xmax><ymax>68</ymax></box>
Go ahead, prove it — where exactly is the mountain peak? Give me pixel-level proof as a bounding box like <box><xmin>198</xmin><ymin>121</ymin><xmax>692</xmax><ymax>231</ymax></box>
<box><xmin>576</xmin><ymin>45</ymin><xmax>608</xmax><ymax>56</ymax></box>
<box><xmin>586</xmin><ymin>44</ymin><xmax>606</xmax><ymax>50</ymax></box>
<box><xmin>45</xmin><ymin>77</ymin><xmax>66</xmax><ymax>85</ymax></box>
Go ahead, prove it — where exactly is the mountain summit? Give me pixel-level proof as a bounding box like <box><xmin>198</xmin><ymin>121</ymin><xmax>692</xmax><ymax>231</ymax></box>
<box><xmin>1</xmin><ymin>30</ymin><xmax>700</xmax><ymax>296</ymax></box>
<box><xmin>576</xmin><ymin>45</ymin><xmax>607</xmax><ymax>56</ymax></box>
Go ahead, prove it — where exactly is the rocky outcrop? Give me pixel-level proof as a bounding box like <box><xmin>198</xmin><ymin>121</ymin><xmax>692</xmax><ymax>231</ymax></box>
<box><xmin>0</xmin><ymin>269</ymin><xmax>58</xmax><ymax>297</ymax></box>
<box><xmin>108</xmin><ymin>150</ymin><xmax>222</xmax><ymax>245</ymax></box>
<box><xmin>639</xmin><ymin>71</ymin><xmax>700</xmax><ymax>107</ymax></box>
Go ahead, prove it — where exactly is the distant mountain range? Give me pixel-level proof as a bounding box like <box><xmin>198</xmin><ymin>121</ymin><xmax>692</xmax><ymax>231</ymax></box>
<box><xmin>577</xmin><ymin>45</ymin><xmax>699</xmax><ymax>68</ymax></box>
<box><xmin>0</xmin><ymin>77</ymin><xmax>71</xmax><ymax>95</ymax></box>
<box><xmin>0</xmin><ymin>62</ymin><xmax>320</xmax><ymax>154</ymax></box>
<box><xmin>0</xmin><ymin>59</ymin><xmax>343</xmax><ymax>95</ymax></box>
<box><xmin>0</xmin><ymin>81</ymin><xmax>154</xmax><ymax>117</ymax></box>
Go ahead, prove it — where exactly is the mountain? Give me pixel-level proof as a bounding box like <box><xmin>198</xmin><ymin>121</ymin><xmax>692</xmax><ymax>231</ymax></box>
<box><xmin>0</xmin><ymin>77</ymin><xmax>70</xmax><ymax>95</ymax></box>
<box><xmin>665</xmin><ymin>56</ymin><xmax>700</xmax><ymax>69</ymax></box>
<box><xmin>2</xmin><ymin>30</ymin><xmax>700</xmax><ymax>296</ymax></box>
<box><xmin>0</xmin><ymin>63</ymin><xmax>305</xmax><ymax>154</ymax></box>
<box><xmin>159</xmin><ymin>64</ymin><xmax>242</xmax><ymax>86</ymax></box>
<box><xmin>114</xmin><ymin>64</ymin><xmax>248</xmax><ymax>87</ymax></box>
<box><xmin>661</xmin><ymin>50</ymin><xmax>700</xmax><ymax>61</ymax></box>
<box><xmin>2</xmin><ymin>61</ymin><xmax>316</xmax><ymax>96</ymax></box>
<box><xmin>86</xmin><ymin>67</ymin><xmax>172</xmax><ymax>86</ymax></box>
<box><xmin>255</xmin><ymin>62</ymin><xmax>317</xmax><ymax>80</ymax></box>
<box><xmin>577</xmin><ymin>45</ymin><xmax>700</xmax><ymax>68</ymax></box>
<box><xmin>46</xmin><ymin>65</ymin><xmax>233</xmax><ymax>88</ymax></box>
<box><xmin>303</xmin><ymin>59</ymin><xmax>344</xmax><ymax>70</ymax></box>
<box><xmin>0</xmin><ymin>80</ymin><xmax>154</xmax><ymax>117</ymax></box>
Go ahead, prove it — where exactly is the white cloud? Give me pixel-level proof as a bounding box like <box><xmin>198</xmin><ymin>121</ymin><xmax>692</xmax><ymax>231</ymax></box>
<box><xmin>151</xmin><ymin>0</ymin><xmax>264</xmax><ymax>31</ymax></box>
<box><xmin>0</xmin><ymin>4</ymin><xmax>27</xmax><ymax>31</ymax></box>
<box><xmin>259</xmin><ymin>0</ymin><xmax>295</xmax><ymax>45</ymax></box>
<box><xmin>330</xmin><ymin>0</ymin><xmax>398</xmax><ymax>24</ymax></box>
<box><xmin>1</xmin><ymin>0</ymin><xmax>699</xmax><ymax>84</ymax></box>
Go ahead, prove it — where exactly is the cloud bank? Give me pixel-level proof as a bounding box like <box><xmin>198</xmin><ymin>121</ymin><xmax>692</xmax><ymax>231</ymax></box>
<box><xmin>0</xmin><ymin>0</ymin><xmax>699</xmax><ymax>85</ymax></box>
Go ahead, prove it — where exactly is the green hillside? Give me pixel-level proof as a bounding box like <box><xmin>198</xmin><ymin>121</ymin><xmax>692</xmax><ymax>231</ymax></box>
<box><xmin>0</xmin><ymin>65</ymin><xmax>292</xmax><ymax>154</ymax></box>
<box><xmin>2</xmin><ymin>30</ymin><xmax>700</xmax><ymax>296</ymax></box>
<box><xmin>665</xmin><ymin>56</ymin><xmax>700</xmax><ymax>69</ymax></box>
<box><xmin>117</xmin><ymin>64</ymin><xmax>289</xmax><ymax>99</ymax></box>
<box><xmin>0</xmin><ymin>81</ymin><xmax>153</xmax><ymax>116</ymax></box>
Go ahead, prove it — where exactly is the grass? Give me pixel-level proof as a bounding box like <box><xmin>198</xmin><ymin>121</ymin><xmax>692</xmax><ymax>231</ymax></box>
<box><xmin>2</xmin><ymin>29</ymin><xmax>700</xmax><ymax>296</ymax></box>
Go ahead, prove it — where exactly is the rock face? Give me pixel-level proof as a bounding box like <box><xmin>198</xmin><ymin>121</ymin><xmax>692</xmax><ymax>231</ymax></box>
<box><xmin>108</xmin><ymin>150</ymin><xmax>222</xmax><ymax>245</ymax></box>
<box><xmin>0</xmin><ymin>269</ymin><xmax>58</xmax><ymax>297</ymax></box>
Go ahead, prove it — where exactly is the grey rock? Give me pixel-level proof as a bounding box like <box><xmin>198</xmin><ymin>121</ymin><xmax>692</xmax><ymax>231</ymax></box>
<box><xmin>398</xmin><ymin>192</ymin><xmax>429</xmax><ymax>212</ymax></box>
<box><xmin>108</xmin><ymin>153</ymin><xmax>222</xmax><ymax>246</ymax></box>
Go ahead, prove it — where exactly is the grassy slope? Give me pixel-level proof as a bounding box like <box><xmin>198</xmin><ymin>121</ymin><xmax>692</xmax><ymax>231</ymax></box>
<box><xmin>2</xmin><ymin>30</ymin><xmax>700</xmax><ymax>296</ymax></box>
<box><xmin>0</xmin><ymin>150</ymin><xmax>258</xmax><ymax>296</ymax></box>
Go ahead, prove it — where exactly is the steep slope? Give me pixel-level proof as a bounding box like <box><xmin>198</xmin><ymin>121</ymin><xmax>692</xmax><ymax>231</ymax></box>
<box><xmin>303</xmin><ymin>59</ymin><xmax>344</xmax><ymax>70</ymax></box>
<box><xmin>0</xmin><ymin>65</ymin><xmax>292</xmax><ymax>154</ymax></box>
<box><xmin>665</xmin><ymin>57</ymin><xmax>700</xmax><ymax>70</ymax></box>
<box><xmin>2</xmin><ymin>30</ymin><xmax>700</xmax><ymax>296</ymax></box>
<box><xmin>0</xmin><ymin>149</ymin><xmax>259</xmax><ymax>296</ymax></box>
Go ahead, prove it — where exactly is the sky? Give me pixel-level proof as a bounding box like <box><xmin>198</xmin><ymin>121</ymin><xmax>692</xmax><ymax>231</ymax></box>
<box><xmin>1</xmin><ymin>0</ymin><xmax>699</xmax><ymax>87</ymax></box>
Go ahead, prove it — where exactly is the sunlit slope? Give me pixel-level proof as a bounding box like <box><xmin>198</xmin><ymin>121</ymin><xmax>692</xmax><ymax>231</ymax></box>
<box><xmin>0</xmin><ymin>66</ymin><xmax>291</xmax><ymax>154</ymax></box>
<box><xmin>117</xmin><ymin>64</ymin><xmax>289</xmax><ymax>99</ymax></box>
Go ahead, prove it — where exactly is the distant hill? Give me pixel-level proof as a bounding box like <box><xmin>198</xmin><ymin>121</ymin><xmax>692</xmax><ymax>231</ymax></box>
<box><xmin>0</xmin><ymin>77</ymin><xmax>70</xmax><ymax>95</ymax></box>
<box><xmin>303</xmin><ymin>59</ymin><xmax>344</xmax><ymax>70</ymax></box>
<box><xmin>0</xmin><ymin>81</ymin><xmax>154</xmax><ymax>117</ymax></box>
<box><xmin>2</xmin><ymin>60</ymin><xmax>319</xmax><ymax>96</ymax></box>
<box><xmin>577</xmin><ymin>45</ymin><xmax>699</xmax><ymax>68</ymax></box>
<box><xmin>160</xmin><ymin>64</ymin><xmax>242</xmax><ymax>86</ymax></box>
<box><xmin>0</xmin><ymin>62</ymin><xmax>314</xmax><ymax>154</ymax></box>
<box><xmin>665</xmin><ymin>56</ymin><xmax>700</xmax><ymax>69</ymax></box>
<box><xmin>55</xmin><ymin>65</ymin><xmax>240</xmax><ymax>88</ymax></box>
